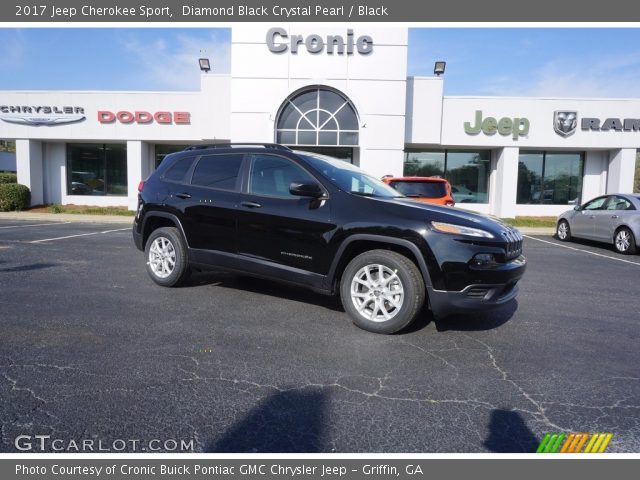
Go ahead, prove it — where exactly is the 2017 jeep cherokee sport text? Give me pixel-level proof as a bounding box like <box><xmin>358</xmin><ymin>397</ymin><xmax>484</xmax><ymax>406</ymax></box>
<box><xmin>133</xmin><ymin>144</ymin><xmax>526</xmax><ymax>334</ymax></box>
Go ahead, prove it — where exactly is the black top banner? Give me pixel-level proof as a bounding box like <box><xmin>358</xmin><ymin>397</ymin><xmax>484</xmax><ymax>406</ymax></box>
<box><xmin>4</xmin><ymin>0</ymin><xmax>640</xmax><ymax>22</ymax></box>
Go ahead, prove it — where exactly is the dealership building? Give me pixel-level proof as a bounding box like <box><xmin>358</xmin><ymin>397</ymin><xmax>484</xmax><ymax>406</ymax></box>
<box><xmin>1</xmin><ymin>26</ymin><xmax>638</xmax><ymax>217</ymax></box>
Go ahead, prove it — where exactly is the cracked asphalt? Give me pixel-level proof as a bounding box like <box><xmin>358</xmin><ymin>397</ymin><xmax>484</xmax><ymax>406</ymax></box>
<box><xmin>0</xmin><ymin>219</ymin><xmax>639</xmax><ymax>453</ymax></box>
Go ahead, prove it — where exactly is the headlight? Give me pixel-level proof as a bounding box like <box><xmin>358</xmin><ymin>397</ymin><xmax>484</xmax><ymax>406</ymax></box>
<box><xmin>431</xmin><ymin>221</ymin><xmax>495</xmax><ymax>239</ymax></box>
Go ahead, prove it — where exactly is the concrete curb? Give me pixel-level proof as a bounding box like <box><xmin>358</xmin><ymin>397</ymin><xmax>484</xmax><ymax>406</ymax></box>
<box><xmin>517</xmin><ymin>227</ymin><xmax>555</xmax><ymax>235</ymax></box>
<box><xmin>0</xmin><ymin>212</ymin><xmax>134</xmax><ymax>224</ymax></box>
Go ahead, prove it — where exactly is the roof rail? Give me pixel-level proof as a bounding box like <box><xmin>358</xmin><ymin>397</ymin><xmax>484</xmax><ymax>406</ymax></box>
<box><xmin>183</xmin><ymin>143</ymin><xmax>292</xmax><ymax>152</ymax></box>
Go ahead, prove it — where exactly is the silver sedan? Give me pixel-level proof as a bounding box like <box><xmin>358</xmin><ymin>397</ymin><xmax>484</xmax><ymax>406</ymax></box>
<box><xmin>556</xmin><ymin>193</ymin><xmax>640</xmax><ymax>255</ymax></box>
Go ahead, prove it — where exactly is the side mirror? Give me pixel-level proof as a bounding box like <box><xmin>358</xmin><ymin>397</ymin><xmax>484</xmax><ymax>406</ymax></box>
<box><xmin>573</xmin><ymin>205</ymin><xmax>581</xmax><ymax>211</ymax></box>
<box><xmin>289</xmin><ymin>181</ymin><xmax>324</xmax><ymax>198</ymax></box>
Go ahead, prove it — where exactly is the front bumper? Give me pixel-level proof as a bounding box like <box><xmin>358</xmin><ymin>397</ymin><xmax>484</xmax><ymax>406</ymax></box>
<box><xmin>427</xmin><ymin>254</ymin><xmax>526</xmax><ymax>319</ymax></box>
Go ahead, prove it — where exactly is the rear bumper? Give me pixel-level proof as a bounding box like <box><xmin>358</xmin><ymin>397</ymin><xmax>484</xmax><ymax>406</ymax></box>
<box><xmin>132</xmin><ymin>223</ymin><xmax>143</xmax><ymax>251</ymax></box>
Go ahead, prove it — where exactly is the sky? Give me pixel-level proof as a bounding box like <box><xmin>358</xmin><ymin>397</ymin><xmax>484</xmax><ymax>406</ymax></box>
<box><xmin>1</xmin><ymin>28</ymin><xmax>640</xmax><ymax>97</ymax></box>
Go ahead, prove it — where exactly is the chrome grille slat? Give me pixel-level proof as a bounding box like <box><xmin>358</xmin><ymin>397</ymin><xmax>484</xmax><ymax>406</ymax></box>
<box><xmin>501</xmin><ymin>228</ymin><xmax>522</xmax><ymax>260</ymax></box>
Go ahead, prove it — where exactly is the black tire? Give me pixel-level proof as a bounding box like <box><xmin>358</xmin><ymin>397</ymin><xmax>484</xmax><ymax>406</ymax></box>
<box><xmin>340</xmin><ymin>249</ymin><xmax>425</xmax><ymax>334</ymax></box>
<box><xmin>613</xmin><ymin>227</ymin><xmax>637</xmax><ymax>255</ymax></box>
<box><xmin>556</xmin><ymin>220</ymin><xmax>572</xmax><ymax>242</ymax></box>
<box><xmin>144</xmin><ymin>227</ymin><xmax>191</xmax><ymax>287</ymax></box>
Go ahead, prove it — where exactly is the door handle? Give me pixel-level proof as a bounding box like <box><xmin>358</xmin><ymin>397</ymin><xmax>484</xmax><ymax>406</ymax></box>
<box><xmin>589</xmin><ymin>215</ymin><xmax>595</xmax><ymax>219</ymax></box>
<box><xmin>611</xmin><ymin>215</ymin><xmax>619</xmax><ymax>219</ymax></box>
<box><xmin>175</xmin><ymin>192</ymin><xmax>192</xmax><ymax>199</ymax></box>
<box><xmin>241</xmin><ymin>201</ymin><xmax>262</xmax><ymax>209</ymax></box>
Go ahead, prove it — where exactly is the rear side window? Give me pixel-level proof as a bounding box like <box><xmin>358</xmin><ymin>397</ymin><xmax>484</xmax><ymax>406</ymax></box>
<box><xmin>390</xmin><ymin>181</ymin><xmax>446</xmax><ymax>198</ymax></box>
<box><xmin>163</xmin><ymin>156</ymin><xmax>195</xmax><ymax>183</ymax></box>
<box><xmin>191</xmin><ymin>154</ymin><xmax>244</xmax><ymax>190</ymax></box>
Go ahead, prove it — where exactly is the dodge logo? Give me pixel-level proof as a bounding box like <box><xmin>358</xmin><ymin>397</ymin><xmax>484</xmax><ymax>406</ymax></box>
<box><xmin>554</xmin><ymin>111</ymin><xmax>578</xmax><ymax>137</ymax></box>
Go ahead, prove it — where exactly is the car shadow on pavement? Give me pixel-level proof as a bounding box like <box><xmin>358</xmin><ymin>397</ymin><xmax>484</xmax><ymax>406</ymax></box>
<box><xmin>205</xmin><ymin>389</ymin><xmax>327</xmax><ymax>452</ymax></box>
<box><xmin>433</xmin><ymin>300</ymin><xmax>518</xmax><ymax>332</ymax></box>
<box><xmin>186</xmin><ymin>270</ymin><xmax>345</xmax><ymax>312</ymax></box>
<box><xmin>0</xmin><ymin>262</ymin><xmax>57</xmax><ymax>273</ymax></box>
<box><xmin>484</xmin><ymin>409</ymin><xmax>540</xmax><ymax>452</ymax></box>
<box><xmin>552</xmin><ymin>234</ymin><xmax>632</xmax><ymax>256</ymax></box>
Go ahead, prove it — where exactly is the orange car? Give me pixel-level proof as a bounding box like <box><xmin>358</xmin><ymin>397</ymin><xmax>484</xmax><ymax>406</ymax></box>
<box><xmin>382</xmin><ymin>176</ymin><xmax>455</xmax><ymax>206</ymax></box>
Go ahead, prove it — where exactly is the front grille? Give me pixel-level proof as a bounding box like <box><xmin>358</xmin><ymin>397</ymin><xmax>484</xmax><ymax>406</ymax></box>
<box><xmin>501</xmin><ymin>228</ymin><xmax>523</xmax><ymax>260</ymax></box>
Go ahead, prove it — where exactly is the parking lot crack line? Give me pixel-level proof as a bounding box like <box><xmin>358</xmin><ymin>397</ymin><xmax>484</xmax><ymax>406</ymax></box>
<box><xmin>464</xmin><ymin>335</ymin><xmax>567</xmax><ymax>431</ymax></box>
<box><xmin>1</xmin><ymin>372</ymin><xmax>48</xmax><ymax>406</ymax></box>
<box><xmin>399</xmin><ymin>340</ymin><xmax>459</xmax><ymax>372</ymax></box>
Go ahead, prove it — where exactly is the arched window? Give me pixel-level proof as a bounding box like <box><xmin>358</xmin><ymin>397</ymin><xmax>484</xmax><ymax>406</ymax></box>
<box><xmin>275</xmin><ymin>88</ymin><xmax>359</xmax><ymax>146</ymax></box>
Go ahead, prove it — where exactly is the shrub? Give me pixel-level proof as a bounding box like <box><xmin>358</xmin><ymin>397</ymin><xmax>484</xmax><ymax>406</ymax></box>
<box><xmin>48</xmin><ymin>204</ymin><xmax>65</xmax><ymax>214</ymax></box>
<box><xmin>0</xmin><ymin>183</ymin><xmax>31</xmax><ymax>211</ymax></box>
<box><xmin>0</xmin><ymin>173</ymin><xmax>17</xmax><ymax>184</ymax></box>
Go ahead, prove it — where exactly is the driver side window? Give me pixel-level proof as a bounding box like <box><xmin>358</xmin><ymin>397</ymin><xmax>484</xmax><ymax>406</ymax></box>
<box><xmin>249</xmin><ymin>154</ymin><xmax>316</xmax><ymax>198</ymax></box>
<box><xmin>583</xmin><ymin>197</ymin><xmax>608</xmax><ymax>210</ymax></box>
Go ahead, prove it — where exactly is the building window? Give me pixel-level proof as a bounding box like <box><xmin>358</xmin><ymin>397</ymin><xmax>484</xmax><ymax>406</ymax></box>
<box><xmin>517</xmin><ymin>151</ymin><xmax>584</xmax><ymax>204</ymax></box>
<box><xmin>404</xmin><ymin>149</ymin><xmax>490</xmax><ymax>203</ymax></box>
<box><xmin>155</xmin><ymin>144</ymin><xmax>189</xmax><ymax>169</ymax></box>
<box><xmin>66</xmin><ymin>143</ymin><xmax>127</xmax><ymax>196</ymax></box>
<box><xmin>276</xmin><ymin>87</ymin><xmax>359</xmax><ymax>146</ymax></box>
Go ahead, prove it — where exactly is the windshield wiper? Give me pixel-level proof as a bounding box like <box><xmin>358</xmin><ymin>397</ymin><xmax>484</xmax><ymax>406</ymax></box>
<box><xmin>351</xmin><ymin>191</ymin><xmax>404</xmax><ymax>199</ymax></box>
<box><xmin>351</xmin><ymin>191</ymin><xmax>378</xmax><ymax>197</ymax></box>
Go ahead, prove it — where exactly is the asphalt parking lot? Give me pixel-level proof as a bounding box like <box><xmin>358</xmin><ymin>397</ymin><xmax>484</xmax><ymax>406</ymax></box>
<box><xmin>0</xmin><ymin>219</ymin><xmax>639</xmax><ymax>453</ymax></box>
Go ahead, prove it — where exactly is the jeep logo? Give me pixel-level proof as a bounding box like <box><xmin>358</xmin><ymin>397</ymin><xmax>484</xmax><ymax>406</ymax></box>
<box><xmin>464</xmin><ymin>110</ymin><xmax>530</xmax><ymax>140</ymax></box>
<box><xmin>266</xmin><ymin>28</ymin><xmax>373</xmax><ymax>55</ymax></box>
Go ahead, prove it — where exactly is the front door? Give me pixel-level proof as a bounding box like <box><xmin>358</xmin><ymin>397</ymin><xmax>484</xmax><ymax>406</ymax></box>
<box><xmin>237</xmin><ymin>153</ymin><xmax>336</xmax><ymax>276</ymax></box>
<box><xmin>572</xmin><ymin>196</ymin><xmax>608</xmax><ymax>239</ymax></box>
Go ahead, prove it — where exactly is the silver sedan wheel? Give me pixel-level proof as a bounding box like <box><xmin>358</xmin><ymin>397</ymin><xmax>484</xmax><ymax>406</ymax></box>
<box><xmin>350</xmin><ymin>264</ymin><xmax>404</xmax><ymax>323</ymax></box>
<box><xmin>148</xmin><ymin>236</ymin><xmax>176</xmax><ymax>278</ymax></box>
<box><xmin>615</xmin><ymin>230</ymin><xmax>631</xmax><ymax>252</ymax></box>
<box><xmin>557</xmin><ymin>221</ymin><xmax>569</xmax><ymax>240</ymax></box>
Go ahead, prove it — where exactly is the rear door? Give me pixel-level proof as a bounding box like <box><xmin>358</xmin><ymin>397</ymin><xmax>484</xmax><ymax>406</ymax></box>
<box><xmin>178</xmin><ymin>152</ymin><xmax>244</xmax><ymax>252</ymax></box>
<box><xmin>594</xmin><ymin>195</ymin><xmax>634</xmax><ymax>242</ymax></box>
<box><xmin>237</xmin><ymin>153</ymin><xmax>336</xmax><ymax>276</ymax></box>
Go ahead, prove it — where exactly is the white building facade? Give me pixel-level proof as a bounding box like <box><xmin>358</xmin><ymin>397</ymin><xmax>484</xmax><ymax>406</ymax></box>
<box><xmin>1</xmin><ymin>26</ymin><xmax>637</xmax><ymax>215</ymax></box>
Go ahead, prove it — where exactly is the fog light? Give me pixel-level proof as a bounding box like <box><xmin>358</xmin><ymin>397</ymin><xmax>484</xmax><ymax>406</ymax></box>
<box><xmin>472</xmin><ymin>253</ymin><xmax>496</xmax><ymax>266</ymax></box>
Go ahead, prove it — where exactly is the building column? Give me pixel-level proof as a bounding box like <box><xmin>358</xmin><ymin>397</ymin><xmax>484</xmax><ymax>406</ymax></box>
<box><xmin>490</xmin><ymin>147</ymin><xmax>518</xmax><ymax>218</ymax></box>
<box><xmin>126</xmin><ymin>141</ymin><xmax>150</xmax><ymax>211</ymax></box>
<box><xmin>607</xmin><ymin>148</ymin><xmax>636</xmax><ymax>194</ymax></box>
<box><xmin>16</xmin><ymin>139</ymin><xmax>44</xmax><ymax>206</ymax></box>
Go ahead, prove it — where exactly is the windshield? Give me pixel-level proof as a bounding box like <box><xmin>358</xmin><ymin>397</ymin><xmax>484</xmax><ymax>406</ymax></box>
<box><xmin>389</xmin><ymin>181</ymin><xmax>446</xmax><ymax>198</ymax></box>
<box><xmin>296</xmin><ymin>152</ymin><xmax>403</xmax><ymax>198</ymax></box>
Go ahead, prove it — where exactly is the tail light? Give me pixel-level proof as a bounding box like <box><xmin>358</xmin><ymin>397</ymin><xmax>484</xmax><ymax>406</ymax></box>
<box><xmin>138</xmin><ymin>180</ymin><xmax>145</xmax><ymax>193</ymax></box>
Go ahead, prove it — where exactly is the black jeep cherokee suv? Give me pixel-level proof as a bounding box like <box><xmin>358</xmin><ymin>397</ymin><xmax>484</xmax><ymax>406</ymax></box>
<box><xmin>133</xmin><ymin>144</ymin><xmax>526</xmax><ymax>334</ymax></box>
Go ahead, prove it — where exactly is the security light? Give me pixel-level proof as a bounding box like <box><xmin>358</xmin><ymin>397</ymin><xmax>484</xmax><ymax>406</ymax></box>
<box><xmin>199</xmin><ymin>58</ymin><xmax>211</xmax><ymax>73</ymax></box>
<box><xmin>434</xmin><ymin>61</ymin><xmax>446</xmax><ymax>76</ymax></box>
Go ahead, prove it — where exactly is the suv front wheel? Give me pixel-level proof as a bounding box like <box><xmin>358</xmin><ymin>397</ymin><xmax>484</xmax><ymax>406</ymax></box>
<box><xmin>145</xmin><ymin>227</ymin><xmax>190</xmax><ymax>287</ymax></box>
<box><xmin>340</xmin><ymin>250</ymin><xmax>425</xmax><ymax>334</ymax></box>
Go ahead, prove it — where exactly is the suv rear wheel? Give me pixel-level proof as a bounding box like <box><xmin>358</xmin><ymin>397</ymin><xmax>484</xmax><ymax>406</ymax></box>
<box><xmin>340</xmin><ymin>250</ymin><xmax>425</xmax><ymax>334</ymax></box>
<box><xmin>145</xmin><ymin>227</ymin><xmax>190</xmax><ymax>287</ymax></box>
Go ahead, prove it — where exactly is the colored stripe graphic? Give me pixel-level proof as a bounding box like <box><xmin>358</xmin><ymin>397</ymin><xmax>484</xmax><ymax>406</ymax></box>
<box><xmin>537</xmin><ymin>433</ymin><xmax>613</xmax><ymax>453</ymax></box>
<box><xmin>572</xmin><ymin>433</ymin><xmax>589</xmax><ymax>453</ymax></box>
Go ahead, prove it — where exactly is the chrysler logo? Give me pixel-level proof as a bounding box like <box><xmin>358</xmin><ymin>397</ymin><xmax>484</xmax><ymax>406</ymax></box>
<box><xmin>554</xmin><ymin>111</ymin><xmax>578</xmax><ymax>137</ymax></box>
<box><xmin>1</xmin><ymin>115</ymin><xmax>85</xmax><ymax>126</ymax></box>
<box><xmin>0</xmin><ymin>105</ymin><xmax>86</xmax><ymax>127</ymax></box>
